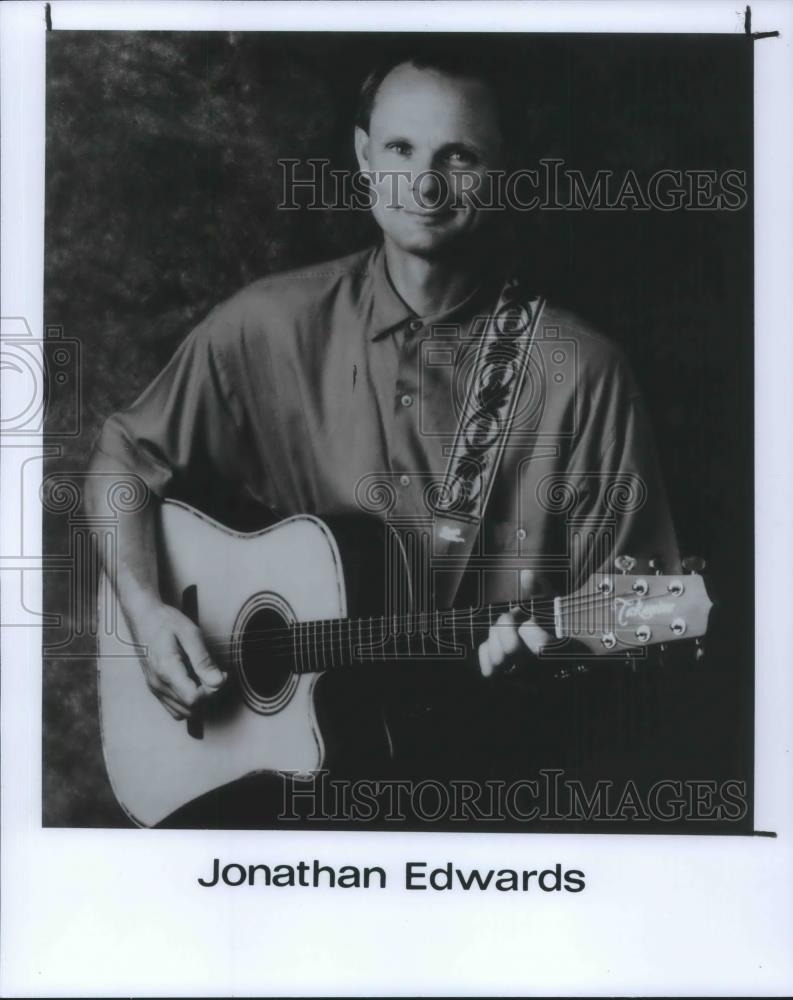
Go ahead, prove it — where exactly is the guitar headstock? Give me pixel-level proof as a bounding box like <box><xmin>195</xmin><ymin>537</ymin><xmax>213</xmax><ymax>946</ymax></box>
<box><xmin>557</xmin><ymin>556</ymin><xmax>713</xmax><ymax>657</ymax></box>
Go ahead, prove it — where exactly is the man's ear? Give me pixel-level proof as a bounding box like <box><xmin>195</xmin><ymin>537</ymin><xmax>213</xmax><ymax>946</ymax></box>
<box><xmin>354</xmin><ymin>126</ymin><xmax>370</xmax><ymax>172</ymax></box>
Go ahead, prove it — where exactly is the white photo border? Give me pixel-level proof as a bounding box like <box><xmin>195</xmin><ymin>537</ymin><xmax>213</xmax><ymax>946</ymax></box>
<box><xmin>2</xmin><ymin>1</ymin><xmax>792</xmax><ymax>995</ymax></box>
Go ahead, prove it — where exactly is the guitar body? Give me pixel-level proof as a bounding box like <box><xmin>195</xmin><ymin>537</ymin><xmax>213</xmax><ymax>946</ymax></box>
<box><xmin>98</xmin><ymin>500</ymin><xmax>712</xmax><ymax>827</ymax></box>
<box><xmin>98</xmin><ymin>502</ymin><xmax>404</xmax><ymax>827</ymax></box>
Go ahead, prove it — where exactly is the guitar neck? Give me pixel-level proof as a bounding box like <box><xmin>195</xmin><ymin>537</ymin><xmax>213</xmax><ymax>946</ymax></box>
<box><xmin>289</xmin><ymin>601</ymin><xmax>548</xmax><ymax>674</ymax></box>
<box><xmin>282</xmin><ymin>568</ymin><xmax>711</xmax><ymax>672</ymax></box>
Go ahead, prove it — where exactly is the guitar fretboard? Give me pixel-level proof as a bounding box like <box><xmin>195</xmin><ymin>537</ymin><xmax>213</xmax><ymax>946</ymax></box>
<box><xmin>286</xmin><ymin>600</ymin><xmax>566</xmax><ymax>673</ymax></box>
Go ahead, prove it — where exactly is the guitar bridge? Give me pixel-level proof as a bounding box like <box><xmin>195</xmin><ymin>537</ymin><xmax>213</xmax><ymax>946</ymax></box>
<box><xmin>182</xmin><ymin>584</ymin><xmax>204</xmax><ymax>740</ymax></box>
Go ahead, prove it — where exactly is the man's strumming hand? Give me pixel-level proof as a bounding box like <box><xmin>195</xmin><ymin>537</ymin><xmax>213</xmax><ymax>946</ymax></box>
<box><xmin>130</xmin><ymin>598</ymin><xmax>227</xmax><ymax>720</ymax></box>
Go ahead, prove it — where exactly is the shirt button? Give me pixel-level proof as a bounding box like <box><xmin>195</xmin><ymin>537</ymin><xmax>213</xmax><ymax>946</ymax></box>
<box><xmin>400</xmin><ymin>475</ymin><xmax>410</xmax><ymax>487</ymax></box>
<box><xmin>516</xmin><ymin>528</ymin><xmax>527</xmax><ymax>541</ymax></box>
<box><xmin>400</xmin><ymin>394</ymin><xmax>413</xmax><ymax>408</ymax></box>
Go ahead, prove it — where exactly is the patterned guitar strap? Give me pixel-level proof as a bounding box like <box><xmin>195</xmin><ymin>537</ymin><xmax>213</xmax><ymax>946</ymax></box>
<box><xmin>430</xmin><ymin>276</ymin><xmax>546</xmax><ymax>612</ymax></box>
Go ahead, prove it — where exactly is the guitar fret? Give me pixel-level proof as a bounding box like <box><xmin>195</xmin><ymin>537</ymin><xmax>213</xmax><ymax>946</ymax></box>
<box><xmin>469</xmin><ymin>607</ymin><xmax>475</xmax><ymax>647</ymax></box>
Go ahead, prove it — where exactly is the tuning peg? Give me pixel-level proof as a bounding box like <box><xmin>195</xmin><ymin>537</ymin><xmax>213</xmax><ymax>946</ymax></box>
<box><xmin>615</xmin><ymin>554</ymin><xmax>636</xmax><ymax>574</ymax></box>
<box><xmin>694</xmin><ymin>638</ymin><xmax>705</xmax><ymax>662</ymax></box>
<box><xmin>575</xmin><ymin>663</ymin><xmax>589</xmax><ymax>676</ymax></box>
<box><xmin>682</xmin><ymin>555</ymin><xmax>707</xmax><ymax>575</ymax></box>
<box><xmin>649</xmin><ymin>555</ymin><xmax>664</xmax><ymax>575</ymax></box>
<box><xmin>555</xmin><ymin>667</ymin><xmax>571</xmax><ymax>681</ymax></box>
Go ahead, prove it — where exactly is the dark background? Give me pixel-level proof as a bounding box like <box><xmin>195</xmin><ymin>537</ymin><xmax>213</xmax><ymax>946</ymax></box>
<box><xmin>43</xmin><ymin>32</ymin><xmax>753</xmax><ymax>828</ymax></box>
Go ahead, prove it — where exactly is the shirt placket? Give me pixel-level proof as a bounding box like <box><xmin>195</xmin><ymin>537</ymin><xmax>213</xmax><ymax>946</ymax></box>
<box><xmin>389</xmin><ymin>316</ymin><xmax>428</xmax><ymax>517</ymax></box>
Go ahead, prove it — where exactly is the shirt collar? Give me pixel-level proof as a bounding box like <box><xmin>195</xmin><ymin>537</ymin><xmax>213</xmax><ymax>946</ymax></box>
<box><xmin>365</xmin><ymin>244</ymin><xmax>415</xmax><ymax>340</ymax></box>
<box><xmin>363</xmin><ymin>243</ymin><xmax>498</xmax><ymax>341</ymax></box>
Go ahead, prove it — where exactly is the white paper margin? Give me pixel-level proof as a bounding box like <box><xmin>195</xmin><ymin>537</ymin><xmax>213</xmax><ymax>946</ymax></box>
<box><xmin>2</xmin><ymin>1</ymin><xmax>792</xmax><ymax>996</ymax></box>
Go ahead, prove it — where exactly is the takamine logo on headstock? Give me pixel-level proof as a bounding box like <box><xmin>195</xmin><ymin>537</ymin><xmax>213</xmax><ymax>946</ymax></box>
<box><xmin>614</xmin><ymin>596</ymin><xmax>677</xmax><ymax>626</ymax></box>
<box><xmin>556</xmin><ymin>555</ymin><xmax>713</xmax><ymax>657</ymax></box>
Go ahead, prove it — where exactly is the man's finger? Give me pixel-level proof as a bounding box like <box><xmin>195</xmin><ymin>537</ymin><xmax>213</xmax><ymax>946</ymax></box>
<box><xmin>493</xmin><ymin>612</ymin><xmax>521</xmax><ymax>657</ymax></box>
<box><xmin>478</xmin><ymin>641</ymin><xmax>495</xmax><ymax>678</ymax></box>
<box><xmin>159</xmin><ymin>692</ymin><xmax>190</xmax><ymax>720</ymax></box>
<box><xmin>487</xmin><ymin>627</ymin><xmax>504</xmax><ymax>669</ymax></box>
<box><xmin>518</xmin><ymin>618</ymin><xmax>552</xmax><ymax>657</ymax></box>
<box><xmin>158</xmin><ymin>648</ymin><xmax>202</xmax><ymax>708</ymax></box>
<box><xmin>178</xmin><ymin>624</ymin><xmax>226</xmax><ymax>692</ymax></box>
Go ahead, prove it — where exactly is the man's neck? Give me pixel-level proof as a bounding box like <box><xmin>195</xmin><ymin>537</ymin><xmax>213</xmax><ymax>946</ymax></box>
<box><xmin>383</xmin><ymin>239</ymin><xmax>482</xmax><ymax>318</ymax></box>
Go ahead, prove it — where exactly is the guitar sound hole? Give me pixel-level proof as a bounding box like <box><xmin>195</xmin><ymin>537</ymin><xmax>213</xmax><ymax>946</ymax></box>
<box><xmin>239</xmin><ymin>607</ymin><xmax>294</xmax><ymax>699</ymax></box>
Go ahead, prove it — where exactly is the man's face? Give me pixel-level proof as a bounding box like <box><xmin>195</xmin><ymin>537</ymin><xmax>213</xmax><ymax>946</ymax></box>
<box><xmin>355</xmin><ymin>63</ymin><xmax>505</xmax><ymax>258</ymax></box>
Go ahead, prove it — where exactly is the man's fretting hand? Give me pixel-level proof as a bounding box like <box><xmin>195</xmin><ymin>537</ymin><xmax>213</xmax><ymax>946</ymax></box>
<box><xmin>133</xmin><ymin>601</ymin><xmax>227</xmax><ymax>720</ymax></box>
<box><xmin>477</xmin><ymin>569</ymin><xmax>555</xmax><ymax>678</ymax></box>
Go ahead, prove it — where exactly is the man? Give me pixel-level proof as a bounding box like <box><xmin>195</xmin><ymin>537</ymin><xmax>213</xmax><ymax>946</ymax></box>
<box><xmin>88</xmin><ymin>45</ymin><xmax>679</xmax><ymax>823</ymax></box>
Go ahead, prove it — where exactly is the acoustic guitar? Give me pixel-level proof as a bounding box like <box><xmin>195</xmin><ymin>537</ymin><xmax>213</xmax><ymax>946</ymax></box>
<box><xmin>98</xmin><ymin>499</ymin><xmax>713</xmax><ymax>826</ymax></box>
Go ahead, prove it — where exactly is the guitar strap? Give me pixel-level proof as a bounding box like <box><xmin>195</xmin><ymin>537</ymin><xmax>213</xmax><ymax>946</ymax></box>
<box><xmin>429</xmin><ymin>278</ymin><xmax>546</xmax><ymax>611</ymax></box>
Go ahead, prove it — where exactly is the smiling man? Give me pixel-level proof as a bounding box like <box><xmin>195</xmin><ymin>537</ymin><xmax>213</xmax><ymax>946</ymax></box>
<box><xmin>88</xmin><ymin>43</ymin><xmax>680</xmax><ymax>826</ymax></box>
<box><xmin>356</xmin><ymin>59</ymin><xmax>504</xmax><ymax>266</ymax></box>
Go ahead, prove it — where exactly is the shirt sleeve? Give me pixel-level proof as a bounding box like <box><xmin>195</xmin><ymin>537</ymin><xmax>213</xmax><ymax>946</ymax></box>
<box><xmin>563</xmin><ymin>351</ymin><xmax>681</xmax><ymax>590</ymax></box>
<box><xmin>92</xmin><ymin>307</ymin><xmax>246</xmax><ymax>502</ymax></box>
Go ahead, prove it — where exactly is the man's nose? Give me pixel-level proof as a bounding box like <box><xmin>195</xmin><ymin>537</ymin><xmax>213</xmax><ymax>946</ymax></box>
<box><xmin>412</xmin><ymin>167</ymin><xmax>447</xmax><ymax>209</ymax></box>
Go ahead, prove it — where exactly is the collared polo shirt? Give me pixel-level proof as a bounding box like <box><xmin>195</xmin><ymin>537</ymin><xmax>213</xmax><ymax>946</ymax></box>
<box><xmin>94</xmin><ymin>243</ymin><xmax>680</xmax><ymax>605</ymax></box>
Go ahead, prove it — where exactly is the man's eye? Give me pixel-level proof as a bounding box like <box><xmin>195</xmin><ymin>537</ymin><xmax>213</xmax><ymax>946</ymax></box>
<box><xmin>386</xmin><ymin>142</ymin><xmax>412</xmax><ymax>156</ymax></box>
<box><xmin>447</xmin><ymin>149</ymin><xmax>477</xmax><ymax>166</ymax></box>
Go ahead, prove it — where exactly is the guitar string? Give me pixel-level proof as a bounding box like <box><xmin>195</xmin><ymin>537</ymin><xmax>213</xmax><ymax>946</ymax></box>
<box><xmin>178</xmin><ymin>594</ymin><xmax>648</xmax><ymax>652</ymax></box>
<box><xmin>188</xmin><ymin>582</ymin><xmax>652</xmax><ymax>645</ymax></box>
<box><xmin>194</xmin><ymin>596</ymin><xmax>549</xmax><ymax>643</ymax></box>
<box><xmin>188</xmin><ymin>591</ymin><xmax>609</xmax><ymax>646</ymax></box>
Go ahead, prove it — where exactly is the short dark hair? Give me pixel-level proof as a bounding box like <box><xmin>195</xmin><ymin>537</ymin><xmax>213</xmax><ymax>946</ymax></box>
<box><xmin>355</xmin><ymin>40</ymin><xmax>521</xmax><ymax>150</ymax></box>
